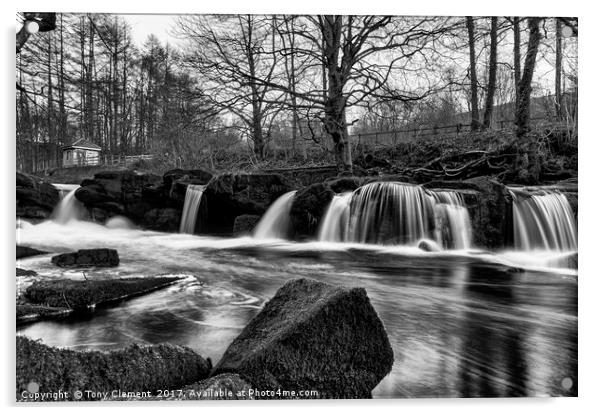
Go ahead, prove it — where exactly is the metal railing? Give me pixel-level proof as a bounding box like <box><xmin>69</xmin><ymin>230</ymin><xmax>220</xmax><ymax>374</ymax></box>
<box><xmin>348</xmin><ymin>117</ymin><xmax>564</xmax><ymax>152</ymax></box>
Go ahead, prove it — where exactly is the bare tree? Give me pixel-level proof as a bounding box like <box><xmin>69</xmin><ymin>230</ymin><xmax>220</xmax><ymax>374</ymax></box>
<box><xmin>513</xmin><ymin>17</ymin><xmax>522</xmax><ymax>103</ymax></box>
<box><xmin>258</xmin><ymin>15</ymin><xmax>454</xmax><ymax>171</ymax></box>
<box><xmin>177</xmin><ymin>15</ymin><xmax>283</xmax><ymax>160</ymax></box>
<box><xmin>482</xmin><ymin>17</ymin><xmax>498</xmax><ymax>129</ymax></box>
<box><xmin>515</xmin><ymin>17</ymin><xmax>542</xmax><ymax>137</ymax></box>
<box><xmin>466</xmin><ymin>17</ymin><xmax>480</xmax><ymax>131</ymax></box>
<box><xmin>555</xmin><ymin>18</ymin><xmax>563</xmax><ymax>119</ymax></box>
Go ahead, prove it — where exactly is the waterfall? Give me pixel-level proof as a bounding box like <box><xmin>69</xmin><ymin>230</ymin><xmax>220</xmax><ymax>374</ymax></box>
<box><xmin>317</xmin><ymin>192</ymin><xmax>353</xmax><ymax>242</ymax></box>
<box><xmin>52</xmin><ymin>184</ymin><xmax>86</xmax><ymax>224</ymax></box>
<box><xmin>253</xmin><ymin>191</ymin><xmax>297</xmax><ymax>239</ymax></box>
<box><xmin>179</xmin><ymin>184</ymin><xmax>207</xmax><ymax>234</ymax></box>
<box><xmin>510</xmin><ymin>189</ymin><xmax>577</xmax><ymax>251</ymax></box>
<box><xmin>432</xmin><ymin>191</ymin><xmax>472</xmax><ymax>250</ymax></box>
<box><xmin>318</xmin><ymin>182</ymin><xmax>472</xmax><ymax>249</ymax></box>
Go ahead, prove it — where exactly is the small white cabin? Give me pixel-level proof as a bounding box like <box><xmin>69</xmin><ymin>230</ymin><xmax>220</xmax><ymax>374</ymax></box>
<box><xmin>62</xmin><ymin>139</ymin><xmax>101</xmax><ymax>167</ymax></box>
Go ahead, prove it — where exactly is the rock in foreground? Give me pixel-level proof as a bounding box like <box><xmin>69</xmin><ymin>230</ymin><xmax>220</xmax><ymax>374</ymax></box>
<box><xmin>25</xmin><ymin>276</ymin><xmax>181</xmax><ymax>310</ymax></box>
<box><xmin>16</xmin><ymin>245</ymin><xmax>48</xmax><ymax>259</ymax></box>
<box><xmin>213</xmin><ymin>278</ymin><xmax>394</xmax><ymax>399</ymax></box>
<box><xmin>51</xmin><ymin>248</ymin><xmax>119</xmax><ymax>267</ymax></box>
<box><xmin>16</xmin><ymin>336</ymin><xmax>211</xmax><ymax>401</ymax></box>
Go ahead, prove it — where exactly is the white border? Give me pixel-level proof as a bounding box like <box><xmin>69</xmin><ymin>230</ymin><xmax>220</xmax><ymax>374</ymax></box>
<box><xmin>2</xmin><ymin>1</ymin><xmax>599</xmax><ymax>414</ymax></box>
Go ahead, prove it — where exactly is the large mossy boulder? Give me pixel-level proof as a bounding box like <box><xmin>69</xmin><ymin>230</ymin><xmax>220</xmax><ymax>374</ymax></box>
<box><xmin>289</xmin><ymin>183</ymin><xmax>335</xmax><ymax>239</ymax></box>
<box><xmin>17</xmin><ymin>336</ymin><xmax>211</xmax><ymax>401</ymax></box>
<box><xmin>203</xmin><ymin>173</ymin><xmax>291</xmax><ymax>234</ymax></box>
<box><xmin>212</xmin><ymin>278</ymin><xmax>394</xmax><ymax>399</ymax></box>
<box><xmin>51</xmin><ymin>248</ymin><xmax>119</xmax><ymax>268</ymax></box>
<box><xmin>16</xmin><ymin>172</ymin><xmax>59</xmax><ymax>219</ymax></box>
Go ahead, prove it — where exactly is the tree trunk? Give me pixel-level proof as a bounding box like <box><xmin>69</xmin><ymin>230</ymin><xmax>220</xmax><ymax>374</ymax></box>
<box><xmin>322</xmin><ymin>16</ymin><xmax>352</xmax><ymax>172</ymax></box>
<box><xmin>58</xmin><ymin>14</ymin><xmax>66</xmax><ymax>144</ymax></box>
<box><xmin>251</xmin><ymin>102</ymin><xmax>265</xmax><ymax>159</ymax></box>
<box><xmin>466</xmin><ymin>17</ymin><xmax>480</xmax><ymax>131</ymax></box>
<box><xmin>482</xmin><ymin>17</ymin><xmax>498</xmax><ymax>129</ymax></box>
<box><xmin>555</xmin><ymin>18</ymin><xmax>563</xmax><ymax>120</ymax></box>
<box><xmin>86</xmin><ymin>16</ymin><xmax>96</xmax><ymax>144</ymax></box>
<box><xmin>515</xmin><ymin>18</ymin><xmax>541</xmax><ymax>137</ymax></box>
<box><xmin>513</xmin><ymin>18</ymin><xmax>521</xmax><ymax>108</ymax></box>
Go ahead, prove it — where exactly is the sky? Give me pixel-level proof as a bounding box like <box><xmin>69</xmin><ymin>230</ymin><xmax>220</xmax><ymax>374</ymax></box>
<box><xmin>120</xmin><ymin>14</ymin><xmax>181</xmax><ymax>47</ymax></box>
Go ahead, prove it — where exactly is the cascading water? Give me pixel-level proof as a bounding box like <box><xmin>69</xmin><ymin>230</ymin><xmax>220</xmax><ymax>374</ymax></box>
<box><xmin>51</xmin><ymin>184</ymin><xmax>86</xmax><ymax>224</ymax></box>
<box><xmin>510</xmin><ymin>189</ymin><xmax>577</xmax><ymax>251</ymax></box>
<box><xmin>318</xmin><ymin>182</ymin><xmax>472</xmax><ymax>248</ymax></box>
<box><xmin>317</xmin><ymin>192</ymin><xmax>353</xmax><ymax>242</ymax></box>
<box><xmin>179</xmin><ymin>184</ymin><xmax>207</xmax><ymax>234</ymax></box>
<box><xmin>432</xmin><ymin>191</ymin><xmax>472</xmax><ymax>250</ymax></box>
<box><xmin>253</xmin><ymin>191</ymin><xmax>297</xmax><ymax>239</ymax></box>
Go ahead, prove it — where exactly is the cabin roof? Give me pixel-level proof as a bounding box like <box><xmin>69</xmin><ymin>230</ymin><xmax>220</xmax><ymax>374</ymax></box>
<box><xmin>62</xmin><ymin>139</ymin><xmax>101</xmax><ymax>151</ymax></box>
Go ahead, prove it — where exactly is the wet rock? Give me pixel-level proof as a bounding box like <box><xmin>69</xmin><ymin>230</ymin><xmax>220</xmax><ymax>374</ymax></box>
<box><xmin>213</xmin><ymin>278</ymin><xmax>394</xmax><ymax>399</ymax></box>
<box><xmin>289</xmin><ymin>183</ymin><xmax>334</xmax><ymax>239</ymax></box>
<box><xmin>16</xmin><ymin>245</ymin><xmax>47</xmax><ymax>259</ymax></box>
<box><xmin>17</xmin><ymin>336</ymin><xmax>211</xmax><ymax>401</ymax></box>
<box><xmin>16</xmin><ymin>268</ymin><xmax>37</xmax><ymax>277</ymax></box>
<box><xmin>51</xmin><ymin>248</ymin><xmax>119</xmax><ymax>268</ymax></box>
<box><xmin>144</xmin><ymin>208</ymin><xmax>181</xmax><ymax>232</ymax></box>
<box><xmin>325</xmin><ymin>176</ymin><xmax>362</xmax><ymax>193</ymax></box>
<box><xmin>203</xmin><ymin>173</ymin><xmax>291</xmax><ymax>234</ymax></box>
<box><xmin>418</xmin><ymin>239</ymin><xmax>441</xmax><ymax>252</ymax></box>
<box><xmin>424</xmin><ymin>177</ymin><xmax>512</xmax><ymax>249</ymax></box>
<box><xmin>74</xmin><ymin>169</ymin><xmax>186</xmax><ymax>230</ymax></box>
<box><xmin>464</xmin><ymin>177</ymin><xmax>513</xmax><ymax>249</ymax></box>
<box><xmin>16</xmin><ymin>172</ymin><xmax>59</xmax><ymax>219</ymax></box>
<box><xmin>25</xmin><ymin>276</ymin><xmax>181</xmax><ymax>310</ymax></box>
<box><xmin>163</xmin><ymin>168</ymin><xmax>214</xmax><ymax>203</ymax></box>
<box><xmin>233</xmin><ymin>214</ymin><xmax>261</xmax><ymax>235</ymax></box>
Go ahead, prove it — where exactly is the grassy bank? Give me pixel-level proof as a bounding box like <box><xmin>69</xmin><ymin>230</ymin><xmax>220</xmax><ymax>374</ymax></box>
<box><xmin>16</xmin><ymin>336</ymin><xmax>211</xmax><ymax>401</ymax></box>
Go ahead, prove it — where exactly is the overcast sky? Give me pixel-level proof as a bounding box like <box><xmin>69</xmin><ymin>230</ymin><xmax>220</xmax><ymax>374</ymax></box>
<box><xmin>120</xmin><ymin>14</ymin><xmax>181</xmax><ymax>46</ymax></box>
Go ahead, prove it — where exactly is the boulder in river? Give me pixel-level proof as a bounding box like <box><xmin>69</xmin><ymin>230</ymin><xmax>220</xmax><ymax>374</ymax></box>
<box><xmin>25</xmin><ymin>275</ymin><xmax>182</xmax><ymax>310</ymax></box>
<box><xmin>213</xmin><ymin>278</ymin><xmax>394</xmax><ymax>399</ymax></box>
<box><xmin>418</xmin><ymin>239</ymin><xmax>442</xmax><ymax>252</ymax></box>
<box><xmin>17</xmin><ymin>336</ymin><xmax>211</xmax><ymax>401</ymax></box>
<box><xmin>289</xmin><ymin>183</ymin><xmax>335</xmax><ymax>239</ymax></box>
<box><xmin>51</xmin><ymin>248</ymin><xmax>119</xmax><ymax>267</ymax></box>
<box><xmin>16</xmin><ymin>245</ymin><xmax>48</xmax><ymax>259</ymax></box>
<box><xmin>16</xmin><ymin>172</ymin><xmax>59</xmax><ymax>219</ymax></box>
<box><xmin>232</xmin><ymin>214</ymin><xmax>261</xmax><ymax>235</ymax></box>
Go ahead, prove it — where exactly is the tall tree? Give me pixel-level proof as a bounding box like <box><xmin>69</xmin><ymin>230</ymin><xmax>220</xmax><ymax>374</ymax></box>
<box><xmin>513</xmin><ymin>17</ymin><xmax>521</xmax><ymax>103</ymax></box>
<box><xmin>482</xmin><ymin>17</ymin><xmax>498</xmax><ymax>129</ymax></box>
<box><xmin>178</xmin><ymin>15</ymin><xmax>282</xmax><ymax>160</ymax></box>
<box><xmin>555</xmin><ymin>18</ymin><xmax>563</xmax><ymax>120</ymax></box>
<box><xmin>515</xmin><ymin>17</ymin><xmax>542</xmax><ymax>137</ymax></box>
<box><xmin>466</xmin><ymin>17</ymin><xmax>480</xmax><ymax>131</ymax></box>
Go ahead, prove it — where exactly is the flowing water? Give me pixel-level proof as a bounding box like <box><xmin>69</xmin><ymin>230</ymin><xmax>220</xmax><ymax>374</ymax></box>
<box><xmin>179</xmin><ymin>185</ymin><xmax>207</xmax><ymax>234</ymax></box>
<box><xmin>51</xmin><ymin>184</ymin><xmax>86</xmax><ymax>224</ymax></box>
<box><xmin>318</xmin><ymin>182</ymin><xmax>472</xmax><ymax>249</ymax></box>
<box><xmin>16</xmin><ymin>218</ymin><xmax>577</xmax><ymax>398</ymax></box>
<box><xmin>510</xmin><ymin>189</ymin><xmax>577</xmax><ymax>251</ymax></box>
<box><xmin>253</xmin><ymin>191</ymin><xmax>297</xmax><ymax>239</ymax></box>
